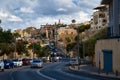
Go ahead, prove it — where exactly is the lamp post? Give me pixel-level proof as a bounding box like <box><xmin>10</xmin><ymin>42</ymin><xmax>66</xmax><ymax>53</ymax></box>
<box><xmin>77</xmin><ymin>28</ymin><xmax>80</xmax><ymax>70</ymax></box>
<box><xmin>14</xmin><ymin>37</ymin><xmax>17</xmax><ymax>59</ymax></box>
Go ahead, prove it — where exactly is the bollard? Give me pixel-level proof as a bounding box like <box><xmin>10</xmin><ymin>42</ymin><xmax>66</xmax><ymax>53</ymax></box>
<box><xmin>106</xmin><ymin>72</ymin><xmax>109</xmax><ymax>75</ymax></box>
<box><xmin>116</xmin><ymin>70</ymin><xmax>118</xmax><ymax>76</ymax></box>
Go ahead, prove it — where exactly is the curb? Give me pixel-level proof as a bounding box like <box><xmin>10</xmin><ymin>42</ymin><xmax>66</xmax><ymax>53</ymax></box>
<box><xmin>69</xmin><ymin>66</ymin><xmax>120</xmax><ymax>79</ymax></box>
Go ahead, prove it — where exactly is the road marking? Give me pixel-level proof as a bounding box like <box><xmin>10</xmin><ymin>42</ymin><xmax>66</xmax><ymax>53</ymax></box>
<box><xmin>36</xmin><ymin>70</ymin><xmax>56</xmax><ymax>80</ymax></box>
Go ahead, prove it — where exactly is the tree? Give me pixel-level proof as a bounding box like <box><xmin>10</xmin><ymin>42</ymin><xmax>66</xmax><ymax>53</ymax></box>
<box><xmin>0</xmin><ymin>29</ymin><xmax>14</xmax><ymax>57</ymax></box>
<box><xmin>84</xmin><ymin>28</ymin><xmax>107</xmax><ymax>64</ymax></box>
<box><xmin>78</xmin><ymin>24</ymin><xmax>90</xmax><ymax>33</ymax></box>
<box><xmin>13</xmin><ymin>33</ymin><xmax>21</xmax><ymax>38</ymax></box>
<box><xmin>71</xmin><ymin>19</ymin><xmax>76</xmax><ymax>24</ymax></box>
<box><xmin>66</xmin><ymin>42</ymin><xmax>76</xmax><ymax>53</ymax></box>
<box><xmin>0</xmin><ymin>29</ymin><xmax>14</xmax><ymax>43</ymax></box>
<box><xmin>0</xmin><ymin>43</ymin><xmax>14</xmax><ymax>57</ymax></box>
<box><xmin>39</xmin><ymin>45</ymin><xmax>50</xmax><ymax>57</ymax></box>
<box><xmin>16</xmin><ymin>40</ymin><xmax>28</xmax><ymax>55</ymax></box>
<box><xmin>28</xmin><ymin>43</ymin><xmax>41</xmax><ymax>57</ymax></box>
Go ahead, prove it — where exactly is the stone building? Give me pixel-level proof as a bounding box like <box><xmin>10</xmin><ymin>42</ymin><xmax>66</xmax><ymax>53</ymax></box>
<box><xmin>90</xmin><ymin>5</ymin><xmax>109</xmax><ymax>31</ymax></box>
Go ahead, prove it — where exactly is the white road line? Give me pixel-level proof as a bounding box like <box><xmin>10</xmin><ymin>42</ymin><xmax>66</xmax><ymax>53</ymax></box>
<box><xmin>37</xmin><ymin>70</ymin><xmax>56</xmax><ymax>80</ymax></box>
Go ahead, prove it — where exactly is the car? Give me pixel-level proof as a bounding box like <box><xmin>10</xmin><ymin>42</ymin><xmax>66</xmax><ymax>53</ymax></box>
<box><xmin>70</xmin><ymin>58</ymin><xmax>79</xmax><ymax>66</ymax></box>
<box><xmin>3</xmin><ymin>59</ymin><xmax>14</xmax><ymax>69</ymax></box>
<box><xmin>31</xmin><ymin>59</ymin><xmax>43</xmax><ymax>68</ymax></box>
<box><xmin>0</xmin><ymin>59</ymin><xmax>4</xmax><ymax>71</ymax></box>
<box><xmin>22</xmin><ymin>58</ymin><xmax>31</xmax><ymax>66</ymax></box>
<box><xmin>19</xmin><ymin>60</ymin><xmax>23</xmax><ymax>67</ymax></box>
<box><xmin>12</xmin><ymin>59</ymin><xmax>22</xmax><ymax>67</ymax></box>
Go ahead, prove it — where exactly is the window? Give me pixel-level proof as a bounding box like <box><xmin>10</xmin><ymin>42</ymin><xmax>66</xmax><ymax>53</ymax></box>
<box><xmin>99</xmin><ymin>13</ymin><xmax>105</xmax><ymax>18</ymax></box>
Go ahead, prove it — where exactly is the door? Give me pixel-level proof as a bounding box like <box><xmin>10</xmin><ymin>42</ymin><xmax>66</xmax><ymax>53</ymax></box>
<box><xmin>103</xmin><ymin>50</ymin><xmax>113</xmax><ymax>72</ymax></box>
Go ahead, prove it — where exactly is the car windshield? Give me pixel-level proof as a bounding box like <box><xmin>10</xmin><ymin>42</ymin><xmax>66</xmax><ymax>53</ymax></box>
<box><xmin>33</xmin><ymin>60</ymin><xmax>41</xmax><ymax>63</ymax></box>
<box><xmin>4</xmin><ymin>60</ymin><xmax>10</xmax><ymax>62</ymax></box>
<box><xmin>13</xmin><ymin>59</ymin><xmax>19</xmax><ymax>61</ymax></box>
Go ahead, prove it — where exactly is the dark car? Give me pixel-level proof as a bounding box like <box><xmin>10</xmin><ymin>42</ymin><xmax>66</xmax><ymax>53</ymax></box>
<box><xmin>3</xmin><ymin>59</ymin><xmax>14</xmax><ymax>69</ymax></box>
<box><xmin>22</xmin><ymin>58</ymin><xmax>30</xmax><ymax>66</ymax></box>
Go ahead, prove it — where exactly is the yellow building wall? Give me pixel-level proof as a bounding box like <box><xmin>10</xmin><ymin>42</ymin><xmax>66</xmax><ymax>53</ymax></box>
<box><xmin>95</xmin><ymin>38</ymin><xmax>120</xmax><ymax>72</ymax></box>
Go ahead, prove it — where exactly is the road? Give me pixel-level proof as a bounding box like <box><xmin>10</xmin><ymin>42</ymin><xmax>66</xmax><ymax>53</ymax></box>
<box><xmin>0</xmin><ymin>61</ymin><xmax>118</xmax><ymax>80</ymax></box>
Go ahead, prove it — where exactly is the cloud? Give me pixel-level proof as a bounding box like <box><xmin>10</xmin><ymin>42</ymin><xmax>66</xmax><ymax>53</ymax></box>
<box><xmin>8</xmin><ymin>15</ymin><xmax>22</xmax><ymax>22</ymax></box>
<box><xmin>57</xmin><ymin>8</ymin><xmax>67</xmax><ymax>12</ymax></box>
<box><xmin>20</xmin><ymin>7</ymin><xmax>34</xmax><ymax>13</ymax></box>
<box><xmin>0</xmin><ymin>0</ymin><xmax>101</xmax><ymax>31</ymax></box>
<box><xmin>0</xmin><ymin>11</ymin><xmax>8</xmax><ymax>18</ymax></box>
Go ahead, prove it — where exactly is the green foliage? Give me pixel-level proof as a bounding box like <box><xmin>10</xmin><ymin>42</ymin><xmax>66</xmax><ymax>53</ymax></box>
<box><xmin>65</xmin><ymin>37</ymin><xmax>71</xmax><ymax>43</ymax></box>
<box><xmin>0</xmin><ymin>29</ymin><xmax>14</xmax><ymax>43</ymax></box>
<box><xmin>0</xmin><ymin>43</ymin><xmax>14</xmax><ymax>56</ymax></box>
<box><xmin>28</xmin><ymin>43</ymin><xmax>41</xmax><ymax>57</ymax></box>
<box><xmin>13</xmin><ymin>33</ymin><xmax>21</xmax><ymax>38</ymax></box>
<box><xmin>0</xmin><ymin>29</ymin><xmax>15</xmax><ymax>56</ymax></box>
<box><xmin>78</xmin><ymin>24</ymin><xmax>90</xmax><ymax>33</ymax></box>
<box><xmin>84</xmin><ymin>28</ymin><xmax>107</xmax><ymax>57</ymax></box>
<box><xmin>57</xmin><ymin>24</ymin><xmax>67</xmax><ymax>28</ymax></box>
<box><xmin>66</xmin><ymin>42</ymin><xmax>76</xmax><ymax>52</ymax></box>
<box><xmin>28</xmin><ymin>43</ymin><xmax>50</xmax><ymax>57</ymax></box>
<box><xmin>38</xmin><ymin>45</ymin><xmax>50</xmax><ymax>57</ymax></box>
<box><xmin>71</xmin><ymin>19</ymin><xmax>76</xmax><ymax>24</ymax></box>
<box><xmin>16</xmin><ymin>40</ymin><xmax>28</xmax><ymax>55</ymax></box>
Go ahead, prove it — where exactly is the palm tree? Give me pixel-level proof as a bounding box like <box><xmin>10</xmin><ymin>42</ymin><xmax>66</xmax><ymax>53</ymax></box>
<box><xmin>0</xmin><ymin>19</ymin><xmax>1</xmax><ymax>24</ymax></box>
<box><xmin>71</xmin><ymin>19</ymin><xmax>76</xmax><ymax>24</ymax></box>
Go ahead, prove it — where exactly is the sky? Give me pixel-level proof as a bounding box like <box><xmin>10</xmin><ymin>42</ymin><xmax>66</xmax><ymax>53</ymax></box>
<box><xmin>0</xmin><ymin>0</ymin><xmax>101</xmax><ymax>31</ymax></box>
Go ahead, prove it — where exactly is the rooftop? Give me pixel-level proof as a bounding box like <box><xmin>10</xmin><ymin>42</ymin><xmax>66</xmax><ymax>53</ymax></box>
<box><xmin>94</xmin><ymin>5</ymin><xmax>106</xmax><ymax>10</ymax></box>
<box><xmin>101</xmin><ymin>0</ymin><xmax>112</xmax><ymax>4</ymax></box>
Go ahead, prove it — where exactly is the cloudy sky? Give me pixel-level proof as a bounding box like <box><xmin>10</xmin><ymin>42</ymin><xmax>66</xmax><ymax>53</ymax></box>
<box><xmin>0</xmin><ymin>0</ymin><xmax>101</xmax><ymax>31</ymax></box>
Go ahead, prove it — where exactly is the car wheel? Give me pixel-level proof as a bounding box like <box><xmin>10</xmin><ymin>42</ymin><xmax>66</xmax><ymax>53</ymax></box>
<box><xmin>2</xmin><ymin>69</ymin><xmax>4</xmax><ymax>72</ymax></box>
<box><xmin>9</xmin><ymin>66</ymin><xmax>10</xmax><ymax>69</ymax></box>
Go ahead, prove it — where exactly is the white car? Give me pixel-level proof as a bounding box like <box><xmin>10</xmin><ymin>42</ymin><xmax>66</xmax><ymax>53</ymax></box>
<box><xmin>18</xmin><ymin>60</ymin><xmax>23</xmax><ymax>67</ymax></box>
<box><xmin>13</xmin><ymin>59</ymin><xmax>22</xmax><ymax>67</ymax></box>
<box><xmin>0</xmin><ymin>59</ymin><xmax>4</xmax><ymax>71</ymax></box>
<box><xmin>31</xmin><ymin>59</ymin><xmax>43</xmax><ymax>68</ymax></box>
<box><xmin>70</xmin><ymin>58</ymin><xmax>79</xmax><ymax>66</ymax></box>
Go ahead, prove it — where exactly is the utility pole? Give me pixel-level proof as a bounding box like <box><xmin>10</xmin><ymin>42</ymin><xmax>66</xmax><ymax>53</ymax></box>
<box><xmin>14</xmin><ymin>37</ymin><xmax>16</xmax><ymax>59</ymax></box>
<box><xmin>83</xmin><ymin>41</ymin><xmax>85</xmax><ymax>59</ymax></box>
<box><xmin>77</xmin><ymin>28</ymin><xmax>80</xmax><ymax>70</ymax></box>
<box><xmin>33</xmin><ymin>42</ymin><xmax>34</xmax><ymax>58</ymax></box>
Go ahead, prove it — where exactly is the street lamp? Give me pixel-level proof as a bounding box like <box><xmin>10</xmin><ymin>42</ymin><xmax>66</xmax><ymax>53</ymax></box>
<box><xmin>77</xmin><ymin>28</ymin><xmax>80</xmax><ymax>70</ymax></box>
<box><xmin>14</xmin><ymin>37</ymin><xmax>17</xmax><ymax>59</ymax></box>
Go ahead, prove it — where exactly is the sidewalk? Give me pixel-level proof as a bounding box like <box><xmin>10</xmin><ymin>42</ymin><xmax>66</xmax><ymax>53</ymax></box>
<box><xmin>69</xmin><ymin>64</ymin><xmax>120</xmax><ymax>79</ymax></box>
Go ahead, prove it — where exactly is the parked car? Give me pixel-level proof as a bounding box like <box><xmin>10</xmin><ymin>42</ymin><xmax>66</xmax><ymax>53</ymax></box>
<box><xmin>69</xmin><ymin>58</ymin><xmax>79</xmax><ymax>66</ymax></box>
<box><xmin>3</xmin><ymin>59</ymin><xmax>14</xmax><ymax>69</ymax></box>
<box><xmin>19</xmin><ymin>60</ymin><xmax>23</xmax><ymax>67</ymax></box>
<box><xmin>22</xmin><ymin>58</ymin><xmax>31</xmax><ymax>66</ymax></box>
<box><xmin>12</xmin><ymin>59</ymin><xmax>22</xmax><ymax>67</ymax></box>
<box><xmin>0</xmin><ymin>59</ymin><xmax>4</xmax><ymax>71</ymax></box>
<box><xmin>31</xmin><ymin>59</ymin><xmax>43</xmax><ymax>68</ymax></box>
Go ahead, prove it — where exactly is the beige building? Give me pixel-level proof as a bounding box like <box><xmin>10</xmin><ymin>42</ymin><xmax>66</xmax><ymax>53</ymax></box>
<box><xmin>90</xmin><ymin>5</ymin><xmax>108</xmax><ymax>31</ymax></box>
<box><xmin>95</xmin><ymin>39</ymin><xmax>120</xmax><ymax>72</ymax></box>
<box><xmin>95</xmin><ymin>0</ymin><xmax>120</xmax><ymax>73</ymax></box>
<box><xmin>57</xmin><ymin>27</ymin><xmax>77</xmax><ymax>43</ymax></box>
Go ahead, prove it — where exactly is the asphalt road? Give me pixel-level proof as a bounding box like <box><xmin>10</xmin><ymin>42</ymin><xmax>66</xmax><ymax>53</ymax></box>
<box><xmin>40</xmin><ymin>62</ymin><xmax>119</xmax><ymax>80</ymax></box>
<box><xmin>0</xmin><ymin>61</ymin><xmax>119</xmax><ymax>80</ymax></box>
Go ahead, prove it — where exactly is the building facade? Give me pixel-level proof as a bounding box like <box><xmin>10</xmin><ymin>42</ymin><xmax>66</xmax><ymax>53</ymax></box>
<box><xmin>95</xmin><ymin>0</ymin><xmax>120</xmax><ymax>73</ymax></box>
<box><xmin>90</xmin><ymin>5</ymin><xmax>108</xmax><ymax>31</ymax></box>
<box><xmin>101</xmin><ymin>0</ymin><xmax>120</xmax><ymax>37</ymax></box>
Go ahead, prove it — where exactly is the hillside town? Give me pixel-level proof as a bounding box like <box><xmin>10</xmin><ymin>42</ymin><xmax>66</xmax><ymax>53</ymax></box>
<box><xmin>0</xmin><ymin>0</ymin><xmax>120</xmax><ymax>80</ymax></box>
